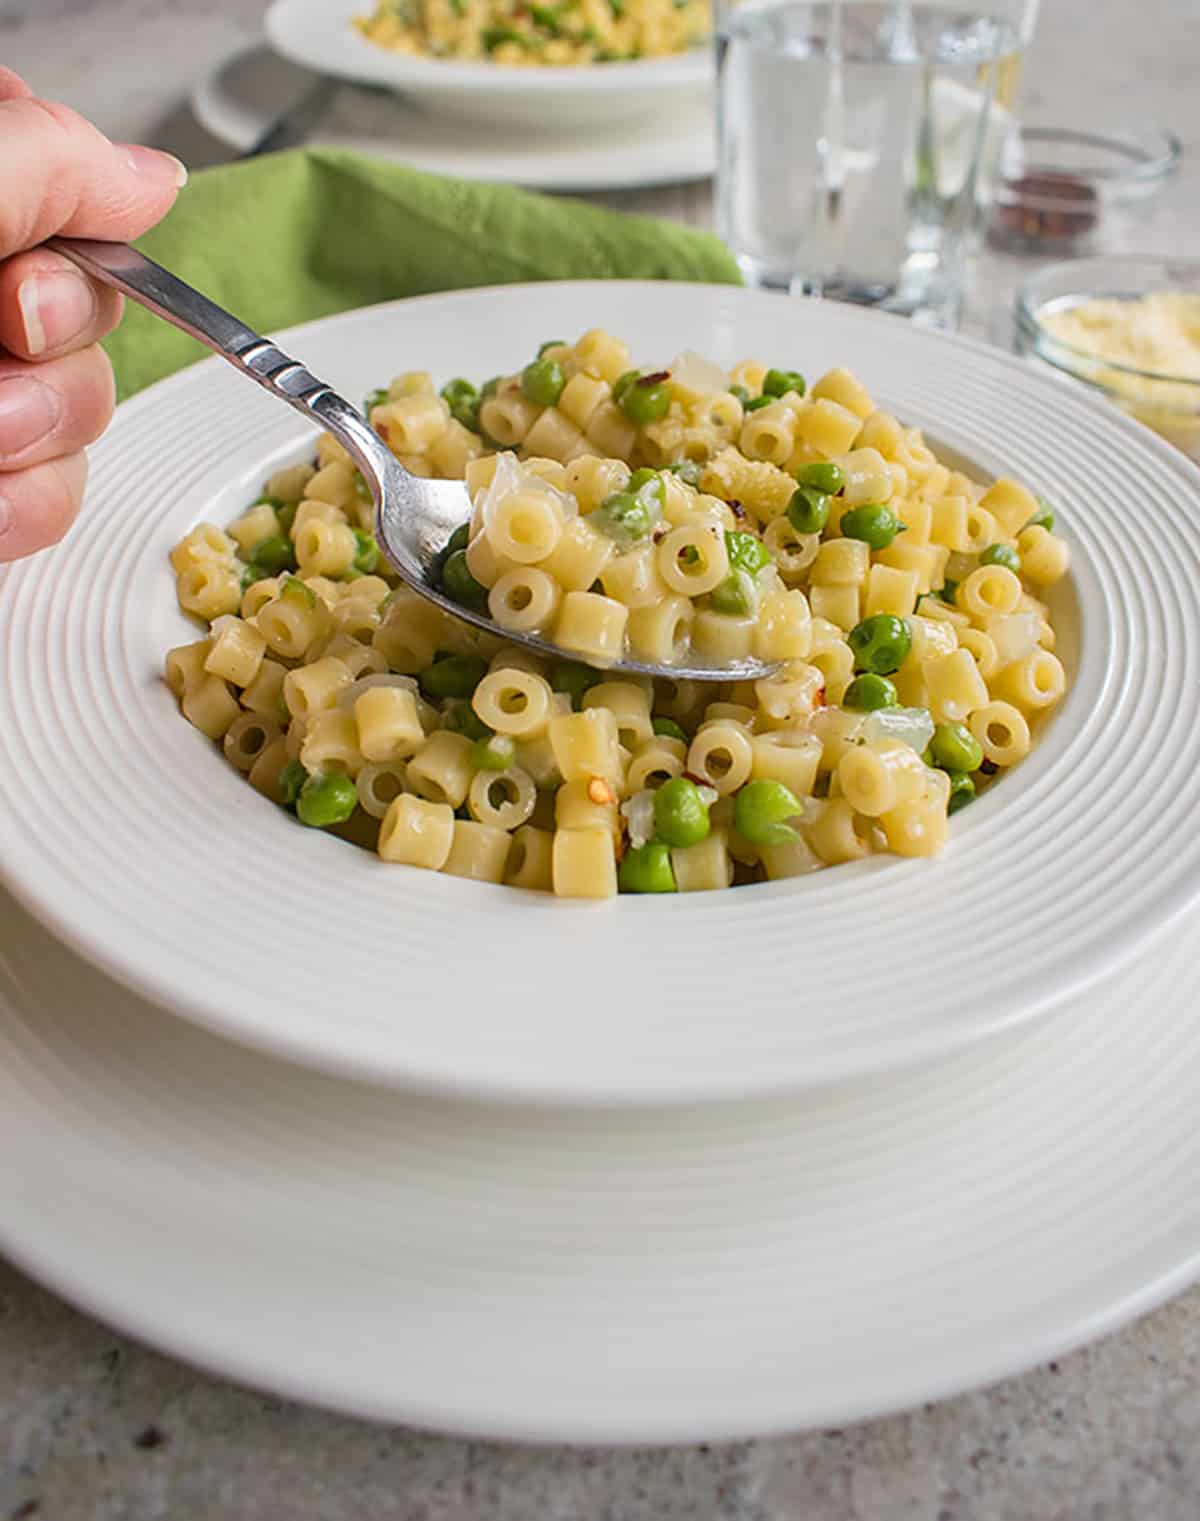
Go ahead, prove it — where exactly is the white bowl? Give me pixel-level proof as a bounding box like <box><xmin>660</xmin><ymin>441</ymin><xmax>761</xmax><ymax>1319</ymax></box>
<box><xmin>2</xmin><ymin>282</ymin><xmax>1200</xmax><ymax>1104</ymax></box>
<box><xmin>265</xmin><ymin>0</ymin><xmax>714</xmax><ymax>129</ymax></box>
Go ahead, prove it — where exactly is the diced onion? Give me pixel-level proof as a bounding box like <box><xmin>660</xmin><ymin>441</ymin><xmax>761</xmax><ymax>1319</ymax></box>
<box><xmin>669</xmin><ymin>350</ymin><xmax>728</xmax><ymax>399</ymax></box>
<box><xmin>620</xmin><ymin>789</ymin><xmax>657</xmax><ymax>850</ymax></box>
<box><xmin>862</xmin><ymin>707</ymin><xmax>935</xmax><ymax>753</ymax></box>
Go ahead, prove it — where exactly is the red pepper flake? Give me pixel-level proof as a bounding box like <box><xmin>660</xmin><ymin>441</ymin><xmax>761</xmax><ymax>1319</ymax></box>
<box><xmin>637</xmin><ymin>370</ymin><xmax>670</xmax><ymax>386</ymax></box>
<box><xmin>587</xmin><ymin>776</ymin><xmax>616</xmax><ymax>805</ymax></box>
<box><xmin>813</xmin><ymin>685</ymin><xmax>826</xmax><ymax>707</ymax></box>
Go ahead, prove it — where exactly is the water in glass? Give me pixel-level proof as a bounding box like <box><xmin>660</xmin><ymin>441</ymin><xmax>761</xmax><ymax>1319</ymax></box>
<box><xmin>717</xmin><ymin>2</ymin><xmax>1021</xmax><ymax>324</ymax></box>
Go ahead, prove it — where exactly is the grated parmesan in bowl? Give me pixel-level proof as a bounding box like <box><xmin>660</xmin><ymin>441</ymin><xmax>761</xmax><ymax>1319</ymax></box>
<box><xmin>1015</xmin><ymin>258</ymin><xmax>1200</xmax><ymax>463</ymax></box>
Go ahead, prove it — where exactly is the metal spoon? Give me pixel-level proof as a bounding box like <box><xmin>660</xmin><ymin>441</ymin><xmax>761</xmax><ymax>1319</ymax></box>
<box><xmin>50</xmin><ymin>237</ymin><xmax>777</xmax><ymax>681</ymax></box>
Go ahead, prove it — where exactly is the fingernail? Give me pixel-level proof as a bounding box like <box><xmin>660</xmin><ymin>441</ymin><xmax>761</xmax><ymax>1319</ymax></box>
<box><xmin>17</xmin><ymin>270</ymin><xmax>98</xmax><ymax>358</ymax></box>
<box><xmin>0</xmin><ymin>376</ymin><xmax>61</xmax><ymax>460</ymax></box>
<box><xmin>124</xmin><ymin>143</ymin><xmax>189</xmax><ymax>189</ymax></box>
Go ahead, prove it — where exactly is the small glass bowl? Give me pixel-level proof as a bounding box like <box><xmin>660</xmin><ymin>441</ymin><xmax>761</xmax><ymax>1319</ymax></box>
<box><xmin>1014</xmin><ymin>256</ymin><xmax>1200</xmax><ymax>463</ymax></box>
<box><xmin>987</xmin><ymin>122</ymin><xmax>1181</xmax><ymax>255</ymax></box>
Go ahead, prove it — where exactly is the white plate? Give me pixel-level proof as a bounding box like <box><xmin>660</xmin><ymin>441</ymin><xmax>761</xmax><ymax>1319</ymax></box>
<box><xmin>193</xmin><ymin>44</ymin><xmax>715</xmax><ymax>190</ymax></box>
<box><xmin>1</xmin><ymin>884</ymin><xmax>1198</xmax><ymax>1442</ymax></box>
<box><xmin>265</xmin><ymin>0</ymin><xmax>713</xmax><ymax>129</ymax></box>
<box><xmin>2</xmin><ymin>283</ymin><xmax>1200</xmax><ymax>1105</ymax></box>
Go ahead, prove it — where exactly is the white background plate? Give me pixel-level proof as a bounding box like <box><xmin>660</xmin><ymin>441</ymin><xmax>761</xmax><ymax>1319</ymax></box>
<box><xmin>265</xmin><ymin>0</ymin><xmax>712</xmax><ymax>129</ymax></box>
<box><xmin>2</xmin><ymin>283</ymin><xmax>1200</xmax><ymax>1103</ymax></box>
<box><xmin>0</xmin><ymin>884</ymin><xmax>1197</xmax><ymax>1443</ymax></box>
<box><xmin>192</xmin><ymin>45</ymin><xmax>715</xmax><ymax>190</ymax></box>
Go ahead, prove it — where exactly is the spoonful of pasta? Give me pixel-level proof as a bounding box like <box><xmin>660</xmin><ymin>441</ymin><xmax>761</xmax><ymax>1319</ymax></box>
<box><xmin>49</xmin><ymin>237</ymin><xmax>786</xmax><ymax>682</ymax></box>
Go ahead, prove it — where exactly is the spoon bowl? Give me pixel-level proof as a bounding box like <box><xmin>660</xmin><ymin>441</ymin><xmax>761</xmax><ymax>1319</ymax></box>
<box><xmin>49</xmin><ymin>237</ymin><xmax>778</xmax><ymax>682</ymax></box>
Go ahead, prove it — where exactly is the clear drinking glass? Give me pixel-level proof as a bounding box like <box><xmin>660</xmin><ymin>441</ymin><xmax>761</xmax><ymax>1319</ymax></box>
<box><xmin>716</xmin><ymin>0</ymin><xmax>1038</xmax><ymax>326</ymax></box>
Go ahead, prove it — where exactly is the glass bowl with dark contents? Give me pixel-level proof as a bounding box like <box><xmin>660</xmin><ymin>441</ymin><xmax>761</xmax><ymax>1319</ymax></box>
<box><xmin>988</xmin><ymin>122</ymin><xmax>1181</xmax><ymax>255</ymax></box>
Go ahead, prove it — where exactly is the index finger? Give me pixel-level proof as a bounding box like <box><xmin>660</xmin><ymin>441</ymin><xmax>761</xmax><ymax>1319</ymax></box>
<box><xmin>0</xmin><ymin>86</ymin><xmax>187</xmax><ymax>260</ymax></box>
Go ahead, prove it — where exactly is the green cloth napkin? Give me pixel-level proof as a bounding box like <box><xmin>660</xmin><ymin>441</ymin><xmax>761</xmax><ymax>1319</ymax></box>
<box><xmin>104</xmin><ymin>148</ymin><xmax>740</xmax><ymax>401</ymax></box>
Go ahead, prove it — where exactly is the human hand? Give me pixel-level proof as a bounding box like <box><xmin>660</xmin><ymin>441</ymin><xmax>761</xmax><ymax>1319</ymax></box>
<box><xmin>0</xmin><ymin>68</ymin><xmax>187</xmax><ymax>563</ymax></box>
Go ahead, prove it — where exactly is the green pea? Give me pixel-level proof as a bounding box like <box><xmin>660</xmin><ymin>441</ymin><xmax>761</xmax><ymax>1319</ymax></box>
<box><xmin>296</xmin><ymin>771</ymin><xmax>359</xmax><ymax>829</ymax></box>
<box><xmin>787</xmin><ymin>485</ymin><xmax>830</xmax><ymax>536</ymax></box>
<box><xmin>531</xmin><ymin>4</ymin><xmax>563</xmax><ymax>31</ymax></box>
<box><xmin>451</xmin><ymin>396</ymin><xmax>482</xmax><ymax>434</ymax></box>
<box><xmin>471</xmin><ymin>734</ymin><xmax>517</xmax><ymax>771</ymax></box>
<box><xmin>947</xmin><ymin>772</ymin><xmax>977</xmax><ymax>815</ymax></box>
<box><xmin>761</xmin><ymin>367</ymin><xmax>806</xmax><ymax>398</ymax></box>
<box><xmin>442</xmin><ymin>700</ymin><xmax>492</xmax><ymax>741</ymax></box>
<box><xmin>618</xmin><ymin>841</ymin><xmax>677</xmax><ymax>894</ymax></box>
<box><xmin>665</xmin><ymin>458</ymin><xmax>703</xmax><ymax>487</ymax></box>
<box><xmin>733</xmin><ymin>778</ymin><xmax>801</xmax><ymax>846</ymax></box>
<box><xmin>980</xmin><ymin>543</ymin><xmax>1021</xmax><ymax>573</ymax></box>
<box><xmin>550</xmin><ymin>659</ymin><xmax>602</xmax><ymax>710</ymax></box>
<box><xmin>629</xmin><ymin>470</ymin><xmax>667</xmax><ymax>515</ymax></box>
<box><xmin>418</xmin><ymin>654</ymin><xmax>489</xmax><ymax>701</ymax></box>
<box><xmin>842</xmin><ymin>673</ymin><xmax>899</xmax><ymax>711</ymax></box>
<box><xmin>249</xmin><ymin>534</ymin><xmax>297</xmax><ymax>575</ymax></box>
<box><xmin>480</xmin><ymin>376</ymin><xmax>503</xmax><ymax>401</ymax></box>
<box><xmin>253</xmin><ymin>494</ymin><xmax>286</xmax><ymax>511</ymax></box>
<box><xmin>937</xmin><ymin>577</ymin><xmax>959</xmax><ymax>606</ymax></box>
<box><xmin>521</xmin><ymin>357</ymin><xmax>566</xmax><ymax>407</ymax></box>
<box><xmin>840</xmin><ymin>503</ymin><xmax>906</xmax><ymax>550</ymax></box>
<box><xmin>725</xmin><ymin>529</ymin><xmax>771</xmax><ymax>575</ymax></box>
<box><xmin>593</xmin><ymin>489</ymin><xmax>656</xmax><ymax>545</ymax></box>
<box><xmin>651</xmin><ymin>716</ymin><xmax>688</xmax><ymax>743</ymax></box>
<box><xmin>279</xmin><ymin>575</ymin><xmax>317</xmax><ymax>609</ymax></box>
<box><xmin>620</xmin><ymin>379</ymin><xmax>671</xmax><ymax>426</ymax></box>
<box><xmin>743</xmin><ymin>395</ymin><xmax>772</xmax><ymax>412</ymax></box>
<box><xmin>445</xmin><ymin>522</ymin><xmax>471</xmax><ymax>557</ymax></box>
<box><xmin>482</xmin><ymin>24</ymin><xmax>530</xmax><ymax>48</ymax></box>
<box><xmin>795</xmin><ymin>461</ymin><xmax>846</xmax><ymax>495</ymax></box>
<box><xmin>538</xmin><ymin>338</ymin><xmax>566</xmax><ymax>356</ymax></box>
<box><xmin>928</xmin><ymin>721</ymin><xmax>984</xmax><ymax>774</ymax></box>
<box><xmin>441</xmin><ymin>549</ymin><xmax>488</xmax><ymax>609</ymax></box>
<box><xmin>240</xmin><ymin>564</ymin><xmax>266</xmax><ymax>593</ymax></box>
<box><xmin>275</xmin><ymin>500</ymin><xmax>298</xmax><ymax>536</ymax></box>
<box><xmin>653</xmin><ymin>777</ymin><xmax>711</xmax><ymax>849</ymax></box>
<box><xmin>1026</xmin><ymin>496</ymin><xmax>1056</xmax><ymax>532</ymax></box>
<box><xmin>363</xmin><ymin>387</ymin><xmax>388</xmax><ymax>416</ymax></box>
<box><xmin>729</xmin><ymin>383</ymin><xmax>751</xmax><ymax>404</ymax></box>
<box><xmin>439</xmin><ymin>377</ymin><xmax>477</xmax><ymax>409</ymax></box>
<box><xmin>353</xmin><ymin>530</ymin><xmax>380</xmax><ymax>574</ymax></box>
<box><xmin>847</xmin><ymin>613</ymin><xmax>912</xmax><ymax>675</ymax></box>
<box><xmin>278</xmin><ymin>758</ymin><xmax>308</xmax><ymax>807</ymax></box>
<box><xmin>709</xmin><ymin>568</ymin><xmax>757</xmax><ymax>616</ymax></box>
<box><xmin>613</xmin><ymin>369</ymin><xmax>641</xmax><ymax>405</ymax></box>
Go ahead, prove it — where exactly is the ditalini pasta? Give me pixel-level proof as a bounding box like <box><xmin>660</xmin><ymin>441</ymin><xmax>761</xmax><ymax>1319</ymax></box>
<box><xmin>166</xmin><ymin>331</ymin><xmax>1070</xmax><ymax>898</ymax></box>
<box><xmin>355</xmin><ymin>0</ymin><xmax>710</xmax><ymax>65</ymax></box>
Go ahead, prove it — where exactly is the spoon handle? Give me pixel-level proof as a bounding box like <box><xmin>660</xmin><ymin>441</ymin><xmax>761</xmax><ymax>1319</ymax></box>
<box><xmin>47</xmin><ymin>236</ymin><xmax>384</xmax><ymax>473</ymax></box>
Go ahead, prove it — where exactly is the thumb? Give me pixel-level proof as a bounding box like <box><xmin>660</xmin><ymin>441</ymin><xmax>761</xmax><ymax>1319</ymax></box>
<box><xmin>0</xmin><ymin>87</ymin><xmax>187</xmax><ymax>260</ymax></box>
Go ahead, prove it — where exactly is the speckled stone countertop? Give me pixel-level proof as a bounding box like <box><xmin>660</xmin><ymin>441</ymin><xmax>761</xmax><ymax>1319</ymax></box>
<box><xmin>3</xmin><ymin>1</ymin><xmax>1200</xmax><ymax>1515</ymax></box>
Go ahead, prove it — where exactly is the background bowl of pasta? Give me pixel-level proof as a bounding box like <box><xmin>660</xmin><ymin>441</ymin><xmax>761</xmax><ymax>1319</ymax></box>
<box><xmin>2</xmin><ymin>282</ymin><xmax>1200</xmax><ymax>1105</ymax></box>
<box><xmin>265</xmin><ymin>0</ymin><xmax>714</xmax><ymax>129</ymax></box>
